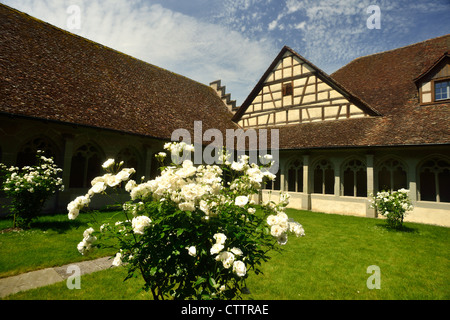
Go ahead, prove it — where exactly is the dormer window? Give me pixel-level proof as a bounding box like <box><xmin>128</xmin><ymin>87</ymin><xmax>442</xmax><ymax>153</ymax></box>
<box><xmin>415</xmin><ymin>53</ymin><xmax>450</xmax><ymax>104</ymax></box>
<box><xmin>435</xmin><ymin>80</ymin><xmax>450</xmax><ymax>101</ymax></box>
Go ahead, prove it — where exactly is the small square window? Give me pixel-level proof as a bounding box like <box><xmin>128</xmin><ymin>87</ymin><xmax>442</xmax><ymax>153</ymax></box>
<box><xmin>282</xmin><ymin>83</ymin><xmax>293</xmax><ymax>96</ymax></box>
<box><xmin>435</xmin><ymin>80</ymin><xmax>450</xmax><ymax>101</ymax></box>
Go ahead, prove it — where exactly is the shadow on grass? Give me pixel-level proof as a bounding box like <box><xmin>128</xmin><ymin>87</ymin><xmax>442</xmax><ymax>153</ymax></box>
<box><xmin>375</xmin><ymin>223</ymin><xmax>419</xmax><ymax>234</ymax></box>
<box><xmin>30</xmin><ymin>219</ymin><xmax>84</xmax><ymax>234</ymax></box>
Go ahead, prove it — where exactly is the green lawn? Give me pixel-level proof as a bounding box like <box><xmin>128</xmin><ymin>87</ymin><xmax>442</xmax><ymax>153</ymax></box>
<box><xmin>0</xmin><ymin>210</ymin><xmax>119</xmax><ymax>278</ymax></box>
<box><xmin>1</xmin><ymin>209</ymin><xmax>449</xmax><ymax>300</ymax></box>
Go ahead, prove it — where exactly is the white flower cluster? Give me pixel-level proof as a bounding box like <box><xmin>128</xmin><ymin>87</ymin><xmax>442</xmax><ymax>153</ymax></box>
<box><xmin>131</xmin><ymin>215</ymin><xmax>151</xmax><ymax>235</ymax></box>
<box><xmin>370</xmin><ymin>188</ymin><xmax>413</xmax><ymax>215</ymax></box>
<box><xmin>209</xmin><ymin>232</ymin><xmax>246</xmax><ymax>277</ymax></box>
<box><xmin>264</xmin><ymin>192</ymin><xmax>305</xmax><ymax>245</ymax></box>
<box><xmin>67</xmin><ymin>159</ymin><xmax>135</xmax><ymax>220</ymax></box>
<box><xmin>77</xmin><ymin>227</ymin><xmax>97</xmax><ymax>255</ymax></box>
<box><xmin>164</xmin><ymin>141</ymin><xmax>195</xmax><ymax>154</ymax></box>
<box><xmin>128</xmin><ymin>159</ymin><xmax>222</xmax><ymax>210</ymax></box>
<box><xmin>1</xmin><ymin>152</ymin><xmax>64</xmax><ymax>195</ymax></box>
<box><xmin>163</xmin><ymin>141</ymin><xmax>195</xmax><ymax>164</ymax></box>
<box><xmin>229</xmin><ymin>155</ymin><xmax>276</xmax><ymax>191</ymax></box>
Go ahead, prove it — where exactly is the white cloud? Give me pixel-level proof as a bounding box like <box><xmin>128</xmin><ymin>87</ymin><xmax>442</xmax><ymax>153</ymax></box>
<box><xmin>268</xmin><ymin>19</ymin><xmax>278</xmax><ymax>31</ymax></box>
<box><xmin>294</xmin><ymin>21</ymin><xmax>306</xmax><ymax>30</ymax></box>
<box><xmin>2</xmin><ymin>0</ymin><xmax>276</xmax><ymax>105</ymax></box>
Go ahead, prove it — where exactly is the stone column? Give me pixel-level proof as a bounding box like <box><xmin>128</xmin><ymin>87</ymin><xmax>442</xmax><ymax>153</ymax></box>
<box><xmin>366</xmin><ymin>154</ymin><xmax>376</xmax><ymax>217</ymax></box>
<box><xmin>144</xmin><ymin>145</ymin><xmax>154</xmax><ymax>180</ymax></box>
<box><xmin>405</xmin><ymin>158</ymin><xmax>418</xmax><ymax>202</ymax></box>
<box><xmin>302</xmin><ymin>154</ymin><xmax>311</xmax><ymax>210</ymax></box>
<box><xmin>61</xmin><ymin>134</ymin><xmax>74</xmax><ymax>189</ymax></box>
<box><xmin>57</xmin><ymin>134</ymin><xmax>75</xmax><ymax>211</ymax></box>
<box><xmin>332</xmin><ymin>157</ymin><xmax>341</xmax><ymax>197</ymax></box>
<box><xmin>279</xmin><ymin>157</ymin><xmax>285</xmax><ymax>192</ymax></box>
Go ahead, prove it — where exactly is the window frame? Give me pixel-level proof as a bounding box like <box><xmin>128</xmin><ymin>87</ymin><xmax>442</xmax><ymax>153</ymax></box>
<box><xmin>342</xmin><ymin>159</ymin><xmax>367</xmax><ymax>197</ymax></box>
<box><xmin>287</xmin><ymin>159</ymin><xmax>303</xmax><ymax>193</ymax></box>
<box><xmin>282</xmin><ymin>82</ymin><xmax>293</xmax><ymax>96</ymax></box>
<box><xmin>434</xmin><ymin>79</ymin><xmax>450</xmax><ymax>101</ymax></box>
<box><xmin>418</xmin><ymin>157</ymin><xmax>450</xmax><ymax>203</ymax></box>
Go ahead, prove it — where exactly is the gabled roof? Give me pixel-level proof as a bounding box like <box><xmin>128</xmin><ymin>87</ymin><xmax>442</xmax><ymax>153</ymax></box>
<box><xmin>232</xmin><ymin>46</ymin><xmax>381</xmax><ymax>122</ymax></box>
<box><xmin>413</xmin><ymin>52</ymin><xmax>449</xmax><ymax>83</ymax></box>
<box><xmin>250</xmin><ymin>36</ymin><xmax>450</xmax><ymax>150</ymax></box>
<box><xmin>0</xmin><ymin>3</ymin><xmax>238</xmax><ymax>141</ymax></box>
<box><xmin>331</xmin><ymin>34</ymin><xmax>450</xmax><ymax>116</ymax></box>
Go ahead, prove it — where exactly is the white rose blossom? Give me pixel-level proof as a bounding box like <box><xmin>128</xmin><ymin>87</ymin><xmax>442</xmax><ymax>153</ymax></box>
<box><xmin>233</xmin><ymin>260</ymin><xmax>247</xmax><ymax>277</ymax></box>
<box><xmin>210</xmin><ymin>243</ymin><xmax>224</xmax><ymax>255</ymax></box>
<box><xmin>112</xmin><ymin>252</ymin><xmax>123</xmax><ymax>266</ymax></box>
<box><xmin>102</xmin><ymin>158</ymin><xmax>115</xmax><ymax>170</ymax></box>
<box><xmin>213</xmin><ymin>233</ymin><xmax>227</xmax><ymax>245</ymax></box>
<box><xmin>216</xmin><ymin>251</ymin><xmax>235</xmax><ymax>269</ymax></box>
<box><xmin>235</xmin><ymin>195</ymin><xmax>249</xmax><ymax>207</ymax></box>
<box><xmin>132</xmin><ymin>215</ymin><xmax>152</xmax><ymax>235</ymax></box>
<box><xmin>186</xmin><ymin>246</ymin><xmax>197</xmax><ymax>257</ymax></box>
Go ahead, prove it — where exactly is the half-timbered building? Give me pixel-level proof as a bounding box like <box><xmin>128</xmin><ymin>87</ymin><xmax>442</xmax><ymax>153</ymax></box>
<box><xmin>232</xmin><ymin>40</ymin><xmax>450</xmax><ymax>226</ymax></box>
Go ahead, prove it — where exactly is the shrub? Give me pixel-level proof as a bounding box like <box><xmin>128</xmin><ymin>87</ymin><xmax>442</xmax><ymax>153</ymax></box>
<box><xmin>0</xmin><ymin>151</ymin><xmax>64</xmax><ymax>228</ymax></box>
<box><xmin>370</xmin><ymin>189</ymin><xmax>413</xmax><ymax>229</ymax></box>
<box><xmin>67</xmin><ymin>143</ymin><xmax>305</xmax><ymax>300</ymax></box>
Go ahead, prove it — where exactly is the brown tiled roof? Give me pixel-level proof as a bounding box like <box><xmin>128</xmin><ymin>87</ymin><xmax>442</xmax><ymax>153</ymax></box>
<box><xmin>0</xmin><ymin>4</ymin><xmax>238</xmax><ymax>140</ymax></box>
<box><xmin>268</xmin><ymin>35</ymin><xmax>450</xmax><ymax>150</ymax></box>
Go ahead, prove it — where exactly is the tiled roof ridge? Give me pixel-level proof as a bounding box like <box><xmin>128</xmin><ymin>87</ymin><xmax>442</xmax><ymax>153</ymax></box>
<box><xmin>0</xmin><ymin>2</ymin><xmax>212</xmax><ymax>91</ymax></box>
<box><xmin>333</xmin><ymin>34</ymin><xmax>450</xmax><ymax>75</ymax></box>
<box><xmin>0</xmin><ymin>2</ymin><xmax>239</xmax><ymax>140</ymax></box>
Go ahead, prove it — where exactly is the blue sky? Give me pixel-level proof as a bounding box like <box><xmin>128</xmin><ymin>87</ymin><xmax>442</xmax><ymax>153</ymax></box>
<box><xmin>2</xmin><ymin>0</ymin><xmax>449</xmax><ymax>105</ymax></box>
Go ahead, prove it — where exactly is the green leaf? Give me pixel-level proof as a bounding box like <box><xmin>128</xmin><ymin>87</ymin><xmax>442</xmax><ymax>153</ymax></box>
<box><xmin>209</xmin><ymin>277</ymin><xmax>218</xmax><ymax>288</ymax></box>
<box><xmin>177</xmin><ymin>228</ymin><xmax>184</xmax><ymax>236</ymax></box>
<box><xmin>194</xmin><ymin>277</ymin><xmax>206</xmax><ymax>287</ymax></box>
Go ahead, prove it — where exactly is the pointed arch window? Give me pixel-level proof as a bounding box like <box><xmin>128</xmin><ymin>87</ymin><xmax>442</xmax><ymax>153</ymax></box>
<box><xmin>70</xmin><ymin>143</ymin><xmax>103</xmax><ymax>188</ymax></box>
<box><xmin>343</xmin><ymin>159</ymin><xmax>367</xmax><ymax>197</ymax></box>
<box><xmin>419</xmin><ymin>157</ymin><xmax>450</xmax><ymax>202</ymax></box>
<box><xmin>264</xmin><ymin>170</ymin><xmax>281</xmax><ymax>191</ymax></box>
<box><xmin>377</xmin><ymin>158</ymin><xmax>407</xmax><ymax>192</ymax></box>
<box><xmin>287</xmin><ymin>159</ymin><xmax>303</xmax><ymax>192</ymax></box>
<box><xmin>117</xmin><ymin>148</ymin><xmax>139</xmax><ymax>172</ymax></box>
<box><xmin>313</xmin><ymin>159</ymin><xmax>334</xmax><ymax>194</ymax></box>
<box><xmin>16</xmin><ymin>136</ymin><xmax>59</xmax><ymax>167</ymax></box>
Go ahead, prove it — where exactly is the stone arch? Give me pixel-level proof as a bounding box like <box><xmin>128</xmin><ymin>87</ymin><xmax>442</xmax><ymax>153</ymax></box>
<box><xmin>285</xmin><ymin>157</ymin><xmax>303</xmax><ymax>192</ymax></box>
<box><xmin>69</xmin><ymin>141</ymin><xmax>105</xmax><ymax>188</ymax></box>
<box><xmin>341</xmin><ymin>157</ymin><xmax>367</xmax><ymax>197</ymax></box>
<box><xmin>116</xmin><ymin>146</ymin><xmax>142</xmax><ymax>176</ymax></box>
<box><xmin>375</xmin><ymin>155</ymin><xmax>408</xmax><ymax>192</ymax></box>
<box><xmin>16</xmin><ymin>135</ymin><xmax>61</xmax><ymax>167</ymax></box>
<box><xmin>417</xmin><ymin>155</ymin><xmax>450</xmax><ymax>202</ymax></box>
<box><xmin>311</xmin><ymin>157</ymin><xmax>334</xmax><ymax>195</ymax></box>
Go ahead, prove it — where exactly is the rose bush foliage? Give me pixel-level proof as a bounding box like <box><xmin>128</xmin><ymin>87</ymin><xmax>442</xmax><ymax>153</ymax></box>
<box><xmin>1</xmin><ymin>151</ymin><xmax>64</xmax><ymax>228</ymax></box>
<box><xmin>370</xmin><ymin>188</ymin><xmax>413</xmax><ymax>229</ymax></box>
<box><xmin>68</xmin><ymin>143</ymin><xmax>304</xmax><ymax>300</ymax></box>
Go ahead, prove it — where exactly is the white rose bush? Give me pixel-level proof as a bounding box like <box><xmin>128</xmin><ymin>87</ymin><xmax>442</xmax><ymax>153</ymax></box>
<box><xmin>0</xmin><ymin>150</ymin><xmax>64</xmax><ymax>228</ymax></box>
<box><xmin>67</xmin><ymin>142</ymin><xmax>305</xmax><ymax>300</ymax></box>
<box><xmin>370</xmin><ymin>188</ymin><xmax>413</xmax><ymax>229</ymax></box>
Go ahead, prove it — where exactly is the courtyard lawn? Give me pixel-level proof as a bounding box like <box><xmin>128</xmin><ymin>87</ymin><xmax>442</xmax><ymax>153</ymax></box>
<box><xmin>1</xmin><ymin>209</ymin><xmax>449</xmax><ymax>300</ymax></box>
<box><xmin>0</xmin><ymin>210</ymin><xmax>120</xmax><ymax>278</ymax></box>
